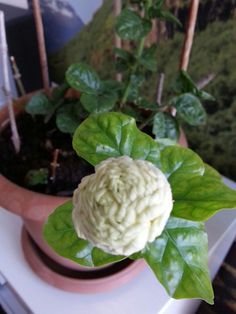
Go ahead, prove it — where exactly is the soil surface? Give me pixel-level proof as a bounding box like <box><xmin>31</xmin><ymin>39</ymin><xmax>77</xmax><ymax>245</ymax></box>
<box><xmin>0</xmin><ymin>113</ymin><xmax>94</xmax><ymax>196</ymax></box>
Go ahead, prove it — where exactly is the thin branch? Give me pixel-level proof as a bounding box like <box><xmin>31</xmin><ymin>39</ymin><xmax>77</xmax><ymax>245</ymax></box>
<box><xmin>50</xmin><ymin>149</ymin><xmax>60</xmax><ymax>182</ymax></box>
<box><xmin>10</xmin><ymin>56</ymin><xmax>26</xmax><ymax>96</ymax></box>
<box><xmin>197</xmin><ymin>73</ymin><xmax>216</xmax><ymax>89</ymax></box>
<box><xmin>32</xmin><ymin>0</ymin><xmax>50</xmax><ymax>93</ymax></box>
<box><xmin>156</xmin><ymin>73</ymin><xmax>165</xmax><ymax>105</ymax></box>
<box><xmin>179</xmin><ymin>0</ymin><xmax>200</xmax><ymax>71</ymax></box>
<box><xmin>0</xmin><ymin>11</ymin><xmax>21</xmax><ymax>153</ymax></box>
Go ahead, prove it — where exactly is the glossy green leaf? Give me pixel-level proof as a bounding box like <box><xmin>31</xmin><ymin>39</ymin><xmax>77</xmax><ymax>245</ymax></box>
<box><xmin>152</xmin><ymin>112</ymin><xmax>180</xmax><ymax>141</ymax></box>
<box><xmin>25</xmin><ymin>92</ymin><xmax>52</xmax><ymax>116</ymax></box>
<box><xmin>156</xmin><ymin>10</ymin><xmax>182</xmax><ymax>27</ymax></box>
<box><xmin>172</xmin><ymin>168</ymin><xmax>236</xmax><ymax>221</ymax></box>
<box><xmin>126</xmin><ymin>74</ymin><xmax>144</xmax><ymax>102</ymax></box>
<box><xmin>152</xmin><ymin>0</ymin><xmax>165</xmax><ymax>10</ymax></box>
<box><xmin>66</xmin><ymin>63</ymin><xmax>101</xmax><ymax>94</ymax></box>
<box><xmin>56</xmin><ymin>103</ymin><xmax>81</xmax><ymax>134</ymax></box>
<box><xmin>113</xmin><ymin>47</ymin><xmax>132</xmax><ymax>61</ymax></box>
<box><xmin>160</xmin><ymin>145</ymin><xmax>205</xmax><ymax>180</ymax></box>
<box><xmin>139</xmin><ymin>45</ymin><xmax>157</xmax><ymax>71</ymax></box>
<box><xmin>72</xmin><ymin>112</ymin><xmax>161</xmax><ymax>167</ymax></box>
<box><xmin>91</xmin><ymin>248</ymin><xmax>125</xmax><ymax>266</ymax></box>
<box><xmin>170</xmin><ymin>93</ymin><xmax>207</xmax><ymax>126</ymax></box>
<box><xmin>80</xmin><ymin>91</ymin><xmax>117</xmax><ymax>114</ymax></box>
<box><xmin>133</xmin><ymin>217</ymin><xmax>214</xmax><ymax>304</ymax></box>
<box><xmin>203</xmin><ymin>163</ymin><xmax>221</xmax><ymax>179</ymax></box>
<box><xmin>101</xmin><ymin>80</ymin><xmax>123</xmax><ymax>93</ymax></box>
<box><xmin>43</xmin><ymin>201</ymin><xmax>124</xmax><ymax>267</ymax></box>
<box><xmin>172</xmin><ymin>71</ymin><xmax>198</xmax><ymax>95</ymax></box>
<box><xmin>172</xmin><ymin>71</ymin><xmax>215</xmax><ymax>101</ymax></box>
<box><xmin>197</xmin><ymin>90</ymin><xmax>216</xmax><ymax>101</ymax></box>
<box><xmin>115</xmin><ymin>9</ymin><xmax>151</xmax><ymax>41</ymax></box>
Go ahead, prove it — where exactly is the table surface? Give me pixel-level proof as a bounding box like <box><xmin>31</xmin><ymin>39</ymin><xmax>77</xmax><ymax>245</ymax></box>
<box><xmin>0</xmin><ymin>177</ymin><xmax>236</xmax><ymax>314</ymax></box>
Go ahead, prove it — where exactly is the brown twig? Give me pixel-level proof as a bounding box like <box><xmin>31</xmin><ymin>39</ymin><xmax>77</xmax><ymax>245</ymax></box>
<box><xmin>0</xmin><ymin>11</ymin><xmax>21</xmax><ymax>153</ymax></box>
<box><xmin>10</xmin><ymin>56</ymin><xmax>26</xmax><ymax>96</ymax></box>
<box><xmin>50</xmin><ymin>149</ymin><xmax>60</xmax><ymax>181</ymax></box>
<box><xmin>197</xmin><ymin>73</ymin><xmax>216</xmax><ymax>89</ymax></box>
<box><xmin>156</xmin><ymin>73</ymin><xmax>165</xmax><ymax>105</ymax></box>
<box><xmin>179</xmin><ymin>0</ymin><xmax>200</xmax><ymax>71</ymax></box>
<box><xmin>114</xmin><ymin>0</ymin><xmax>122</xmax><ymax>82</ymax></box>
<box><xmin>32</xmin><ymin>0</ymin><xmax>50</xmax><ymax>93</ymax></box>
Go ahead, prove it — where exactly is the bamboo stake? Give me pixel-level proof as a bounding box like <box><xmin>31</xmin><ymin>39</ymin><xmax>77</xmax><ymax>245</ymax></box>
<box><xmin>50</xmin><ymin>149</ymin><xmax>60</xmax><ymax>182</ymax></box>
<box><xmin>179</xmin><ymin>0</ymin><xmax>200</xmax><ymax>71</ymax></box>
<box><xmin>114</xmin><ymin>0</ymin><xmax>122</xmax><ymax>82</ymax></box>
<box><xmin>156</xmin><ymin>73</ymin><xmax>165</xmax><ymax>105</ymax></box>
<box><xmin>0</xmin><ymin>11</ymin><xmax>21</xmax><ymax>153</ymax></box>
<box><xmin>197</xmin><ymin>73</ymin><xmax>216</xmax><ymax>89</ymax></box>
<box><xmin>32</xmin><ymin>0</ymin><xmax>50</xmax><ymax>93</ymax></box>
<box><xmin>10</xmin><ymin>56</ymin><xmax>26</xmax><ymax>96</ymax></box>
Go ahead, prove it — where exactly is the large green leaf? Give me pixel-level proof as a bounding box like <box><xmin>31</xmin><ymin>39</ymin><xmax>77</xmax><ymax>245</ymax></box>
<box><xmin>159</xmin><ymin>146</ymin><xmax>236</xmax><ymax>221</ymax></box>
<box><xmin>152</xmin><ymin>112</ymin><xmax>180</xmax><ymax>141</ymax></box>
<box><xmin>133</xmin><ymin>217</ymin><xmax>214</xmax><ymax>304</ymax></box>
<box><xmin>43</xmin><ymin>201</ymin><xmax>124</xmax><ymax>267</ymax></box>
<box><xmin>172</xmin><ymin>169</ymin><xmax>236</xmax><ymax>221</ymax></box>
<box><xmin>72</xmin><ymin>112</ymin><xmax>161</xmax><ymax>166</ymax></box>
<box><xmin>170</xmin><ymin>93</ymin><xmax>207</xmax><ymax>126</ymax></box>
<box><xmin>25</xmin><ymin>92</ymin><xmax>53</xmax><ymax>115</ymax></box>
<box><xmin>160</xmin><ymin>145</ymin><xmax>205</xmax><ymax>181</ymax></box>
<box><xmin>115</xmin><ymin>9</ymin><xmax>151</xmax><ymax>41</ymax></box>
<box><xmin>66</xmin><ymin>63</ymin><xmax>101</xmax><ymax>94</ymax></box>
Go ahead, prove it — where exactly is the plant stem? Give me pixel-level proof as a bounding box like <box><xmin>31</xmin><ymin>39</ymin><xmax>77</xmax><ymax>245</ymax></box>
<box><xmin>120</xmin><ymin>0</ymin><xmax>152</xmax><ymax>108</ymax></box>
<box><xmin>156</xmin><ymin>73</ymin><xmax>165</xmax><ymax>105</ymax></box>
<box><xmin>120</xmin><ymin>36</ymin><xmax>145</xmax><ymax>108</ymax></box>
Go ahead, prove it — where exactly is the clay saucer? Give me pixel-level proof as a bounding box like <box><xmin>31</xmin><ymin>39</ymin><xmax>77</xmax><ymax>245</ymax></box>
<box><xmin>21</xmin><ymin>227</ymin><xmax>146</xmax><ymax>293</ymax></box>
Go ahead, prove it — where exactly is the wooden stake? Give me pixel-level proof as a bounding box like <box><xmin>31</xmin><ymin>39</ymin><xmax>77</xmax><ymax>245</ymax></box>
<box><xmin>10</xmin><ymin>56</ymin><xmax>26</xmax><ymax>96</ymax></box>
<box><xmin>0</xmin><ymin>11</ymin><xmax>21</xmax><ymax>153</ymax></box>
<box><xmin>179</xmin><ymin>0</ymin><xmax>200</xmax><ymax>71</ymax></box>
<box><xmin>156</xmin><ymin>73</ymin><xmax>165</xmax><ymax>105</ymax></box>
<box><xmin>197</xmin><ymin>73</ymin><xmax>216</xmax><ymax>89</ymax></box>
<box><xmin>32</xmin><ymin>0</ymin><xmax>50</xmax><ymax>93</ymax></box>
<box><xmin>114</xmin><ymin>0</ymin><xmax>122</xmax><ymax>82</ymax></box>
<box><xmin>50</xmin><ymin>149</ymin><xmax>60</xmax><ymax>182</ymax></box>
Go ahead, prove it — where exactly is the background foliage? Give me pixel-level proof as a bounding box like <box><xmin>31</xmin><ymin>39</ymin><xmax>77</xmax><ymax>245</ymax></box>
<box><xmin>49</xmin><ymin>0</ymin><xmax>236</xmax><ymax>180</ymax></box>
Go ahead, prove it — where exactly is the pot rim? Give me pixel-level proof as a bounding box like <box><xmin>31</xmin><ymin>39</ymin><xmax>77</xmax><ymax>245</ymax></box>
<box><xmin>0</xmin><ymin>93</ymin><xmax>68</xmax><ymax>221</ymax></box>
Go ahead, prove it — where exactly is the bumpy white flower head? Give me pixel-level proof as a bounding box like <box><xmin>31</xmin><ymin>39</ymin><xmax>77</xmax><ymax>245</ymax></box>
<box><xmin>72</xmin><ymin>156</ymin><xmax>173</xmax><ymax>256</ymax></box>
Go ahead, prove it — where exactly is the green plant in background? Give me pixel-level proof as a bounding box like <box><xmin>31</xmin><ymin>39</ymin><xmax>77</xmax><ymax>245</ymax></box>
<box><xmin>26</xmin><ymin>0</ymin><xmax>213</xmax><ymax>145</ymax></box>
<box><xmin>48</xmin><ymin>0</ymin><xmax>236</xmax><ymax>181</ymax></box>
<box><xmin>44</xmin><ymin>111</ymin><xmax>236</xmax><ymax>303</ymax></box>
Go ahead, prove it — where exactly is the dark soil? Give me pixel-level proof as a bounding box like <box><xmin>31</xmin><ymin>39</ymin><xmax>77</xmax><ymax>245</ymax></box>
<box><xmin>0</xmin><ymin>113</ymin><xmax>94</xmax><ymax>196</ymax></box>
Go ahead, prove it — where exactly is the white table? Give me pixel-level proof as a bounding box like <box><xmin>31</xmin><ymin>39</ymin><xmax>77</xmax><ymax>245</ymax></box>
<box><xmin>0</xmin><ymin>177</ymin><xmax>236</xmax><ymax>314</ymax></box>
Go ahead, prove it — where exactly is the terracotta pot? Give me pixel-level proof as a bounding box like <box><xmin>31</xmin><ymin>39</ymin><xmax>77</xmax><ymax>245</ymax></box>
<box><xmin>0</xmin><ymin>94</ymin><xmax>146</xmax><ymax>292</ymax></box>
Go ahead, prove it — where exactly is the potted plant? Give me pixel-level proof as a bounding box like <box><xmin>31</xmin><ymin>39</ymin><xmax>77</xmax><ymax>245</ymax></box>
<box><xmin>0</xmin><ymin>0</ymin><xmax>235</xmax><ymax>302</ymax></box>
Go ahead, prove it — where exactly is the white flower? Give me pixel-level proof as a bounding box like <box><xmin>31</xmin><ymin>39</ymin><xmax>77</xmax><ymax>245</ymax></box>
<box><xmin>72</xmin><ymin>156</ymin><xmax>173</xmax><ymax>256</ymax></box>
